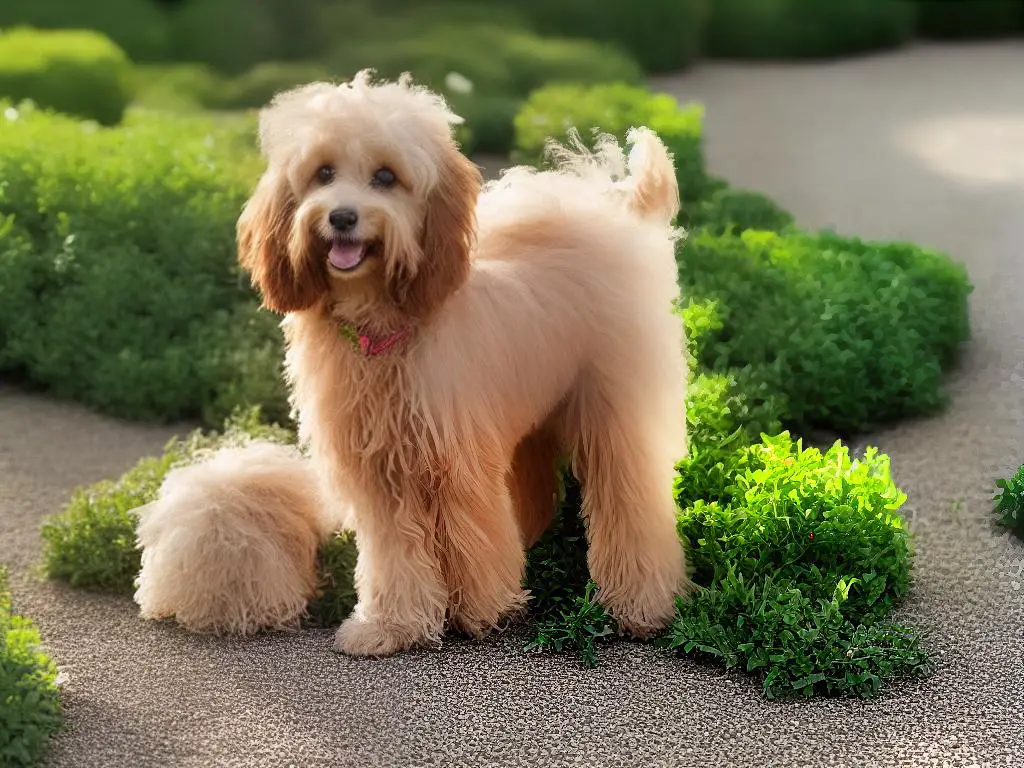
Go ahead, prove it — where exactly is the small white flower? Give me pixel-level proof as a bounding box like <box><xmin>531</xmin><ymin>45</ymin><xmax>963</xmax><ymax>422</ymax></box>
<box><xmin>445</xmin><ymin>72</ymin><xmax>473</xmax><ymax>95</ymax></box>
<box><xmin>4</xmin><ymin>106</ymin><xmax>18</xmax><ymax>121</ymax></box>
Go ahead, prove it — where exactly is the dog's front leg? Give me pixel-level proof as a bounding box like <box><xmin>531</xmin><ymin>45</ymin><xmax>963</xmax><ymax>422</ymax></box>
<box><xmin>333</xmin><ymin>495</ymin><xmax>448</xmax><ymax>657</ymax></box>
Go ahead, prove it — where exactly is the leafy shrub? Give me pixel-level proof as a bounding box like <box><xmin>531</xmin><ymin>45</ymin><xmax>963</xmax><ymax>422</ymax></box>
<box><xmin>0</xmin><ymin>28</ymin><xmax>131</xmax><ymax>125</ymax></box>
<box><xmin>693</xmin><ymin>186</ymin><xmax>795</xmax><ymax>235</ymax></box>
<box><xmin>514</xmin><ymin>82</ymin><xmax>708</xmax><ymax>205</ymax></box>
<box><xmin>678</xmin><ymin>228</ymin><xmax>972</xmax><ymax>435</ymax></box>
<box><xmin>165</xmin><ymin>0</ymin><xmax>307</xmax><ymax>75</ymax></box>
<box><xmin>201</xmin><ymin>62</ymin><xmax>334</xmax><ymax>111</ymax></box>
<box><xmin>486</xmin><ymin>0</ymin><xmax>710</xmax><ymax>72</ymax></box>
<box><xmin>1</xmin><ymin>568</ymin><xmax>62</xmax><ymax>767</ymax></box>
<box><xmin>0</xmin><ymin>103</ymin><xmax>266</xmax><ymax>423</ymax></box>
<box><xmin>128</xmin><ymin>63</ymin><xmax>225</xmax><ymax>112</ymax></box>
<box><xmin>916</xmin><ymin>0</ymin><xmax>1022</xmax><ymax>39</ymax></box>
<box><xmin>994</xmin><ymin>464</ymin><xmax>1024</xmax><ymax>536</ymax></box>
<box><xmin>0</xmin><ymin>0</ymin><xmax>170</xmax><ymax>63</ymax></box>
<box><xmin>327</xmin><ymin>22</ymin><xmax>642</xmax><ymax>155</ymax></box>
<box><xmin>668</xmin><ymin>433</ymin><xmax>929</xmax><ymax>698</ymax></box>
<box><xmin>704</xmin><ymin>0</ymin><xmax>916</xmax><ymax>59</ymax></box>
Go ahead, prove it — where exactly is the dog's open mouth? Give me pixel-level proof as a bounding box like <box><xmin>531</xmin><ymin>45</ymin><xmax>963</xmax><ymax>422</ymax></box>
<box><xmin>328</xmin><ymin>239</ymin><xmax>379</xmax><ymax>272</ymax></box>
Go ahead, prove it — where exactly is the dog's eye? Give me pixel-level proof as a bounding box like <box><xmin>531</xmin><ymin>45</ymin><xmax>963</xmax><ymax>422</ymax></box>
<box><xmin>371</xmin><ymin>167</ymin><xmax>397</xmax><ymax>189</ymax></box>
<box><xmin>316</xmin><ymin>165</ymin><xmax>335</xmax><ymax>185</ymax></box>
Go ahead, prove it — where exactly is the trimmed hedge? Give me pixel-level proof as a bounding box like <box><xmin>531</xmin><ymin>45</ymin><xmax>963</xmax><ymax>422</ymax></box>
<box><xmin>679</xmin><ymin>228</ymin><xmax>972</xmax><ymax>434</ymax></box>
<box><xmin>0</xmin><ymin>103</ymin><xmax>264</xmax><ymax>423</ymax></box>
<box><xmin>1</xmin><ymin>569</ymin><xmax>62</xmax><ymax>767</ymax></box>
<box><xmin>509</xmin><ymin>0</ymin><xmax>710</xmax><ymax>73</ymax></box>
<box><xmin>916</xmin><ymin>1</ymin><xmax>1022</xmax><ymax>39</ymax></box>
<box><xmin>0</xmin><ymin>0</ymin><xmax>169</xmax><ymax>63</ymax></box>
<box><xmin>0</xmin><ymin>28</ymin><xmax>131</xmax><ymax>125</ymax></box>
<box><xmin>514</xmin><ymin>83</ymin><xmax>708</xmax><ymax>206</ymax></box>
<box><xmin>704</xmin><ymin>0</ymin><xmax>916</xmax><ymax>59</ymax></box>
<box><xmin>328</xmin><ymin>23</ymin><xmax>642</xmax><ymax>155</ymax></box>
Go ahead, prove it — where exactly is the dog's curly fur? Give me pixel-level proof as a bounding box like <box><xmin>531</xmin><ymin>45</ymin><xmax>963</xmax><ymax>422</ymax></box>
<box><xmin>232</xmin><ymin>71</ymin><xmax>692</xmax><ymax>656</ymax></box>
<box><xmin>133</xmin><ymin>441</ymin><xmax>332</xmax><ymax>635</ymax></box>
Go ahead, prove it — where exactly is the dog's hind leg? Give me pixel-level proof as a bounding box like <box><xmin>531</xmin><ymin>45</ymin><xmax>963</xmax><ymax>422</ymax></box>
<box><xmin>564</xmin><ymin>374</ymin><xmax>690</xmax><ymax>637</ymax></box>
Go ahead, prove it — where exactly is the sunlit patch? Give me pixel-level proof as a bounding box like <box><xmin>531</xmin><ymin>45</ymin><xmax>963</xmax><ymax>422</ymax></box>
<box><xmin>897</xmin><ymin>113</ymin><xmax>1024</xmax><ymax>185</ymax></box>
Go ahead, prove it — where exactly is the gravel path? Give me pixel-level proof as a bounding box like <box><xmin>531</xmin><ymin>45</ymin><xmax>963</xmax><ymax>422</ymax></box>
<box><xmin>3</xmin><ymin>41</ymin><xmax>1024</xmax><ymax>768</ymax></box>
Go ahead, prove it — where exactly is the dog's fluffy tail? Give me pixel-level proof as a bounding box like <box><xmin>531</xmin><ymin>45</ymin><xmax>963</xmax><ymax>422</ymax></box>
<box><xmin>133</xmin><ymin>441</ymin><xmax>338</xmax><ymax>635</ymax></box>
<box><xmin>544</xmin><ymin>126</ymin><xmax>680</xmax><ymax>227</ymax></box>
<box><xmin>623</xmin><ymin>127</ymin><xmax>680</xmax><ymax>226</ymax></box>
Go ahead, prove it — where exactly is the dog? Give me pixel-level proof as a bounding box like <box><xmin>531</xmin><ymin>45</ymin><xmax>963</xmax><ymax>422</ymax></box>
<box><xmin>235</xmin><ymin>71</ymin><xmax>692</xmax><ymax>656</ymax></box>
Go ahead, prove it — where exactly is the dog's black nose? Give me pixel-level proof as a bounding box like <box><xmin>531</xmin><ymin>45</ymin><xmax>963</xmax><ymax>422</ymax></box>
<box><xmin>329</xmin><ymin>208</ymin><xmax>359</xmax><ymax>232</ymax></box>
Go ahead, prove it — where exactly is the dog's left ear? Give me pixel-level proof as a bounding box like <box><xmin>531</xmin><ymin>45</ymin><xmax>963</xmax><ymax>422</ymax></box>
<box><xmin>396</xmin><ymin>147</ymin><xmax>482</xmax><ymax>318</ymax></box>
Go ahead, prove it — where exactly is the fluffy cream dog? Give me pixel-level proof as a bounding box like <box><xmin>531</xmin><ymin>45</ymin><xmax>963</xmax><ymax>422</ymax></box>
<box><xmin>235</xmin><ymin>71</ymin><xmax>691</xmax><ymax>656</ymax></box>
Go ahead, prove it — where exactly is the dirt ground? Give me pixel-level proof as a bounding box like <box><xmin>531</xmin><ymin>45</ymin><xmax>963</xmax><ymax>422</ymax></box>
<box><xmin>2</xmin><ymin>41</ymin><xmax>1023</xmax><ymax>767</ymax></box>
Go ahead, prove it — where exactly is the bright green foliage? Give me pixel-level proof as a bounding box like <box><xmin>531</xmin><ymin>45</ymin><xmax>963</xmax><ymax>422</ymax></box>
<box><xmin>678</xmin><ymin>228</ymin><xmax>972</xmax><ymax>434</ymax></box>
<box><xmin>40</xmin><ymin>408</ymin><xmax>294</xmax><ymax>593</ymax></box>
<box><xmin>0</xmin><ymin>28</ymin><xmax>132</xmax><ymax>125</ymax></box>
<box><xmin>514</xmin><ymin>83</ymin><xmax>708</xmax><ymax>204</ymax></box>
<box><xmin>667</xmin><ymin>574</ymin><xmax>930</xmax><ymax>699</ymax></box>
<box><xmin>668</xmin><ymin>433</ymin><xmax>928</xmax><ymax>698</ymax></box>
<box><xmin>0</xmin><ymin>103</ymin><xmax>265</xmax><ymax>423</ymax></box>
<box><xmin>994</xmin><ymin>464</ymin><xmax>1024</xmax><ymax>536</ymax></box>
<box><xmin>704</xmin><ymin>0</ymin><xmax>916</xmax><ymax>59</ymax></box>
<box><xmin>524</xmin><ymin>580</ymin><xmax>616</xmax><ymax>669</ymax></box>
<box><xmin>1</xmin><ymin>569</ymin><xmax>62</xmax><ymax>767</ymax></box>
<box><xmin>916</xmin><ymin>1</ymin><xmax>1022</xmax><ymax>39</ymax></box>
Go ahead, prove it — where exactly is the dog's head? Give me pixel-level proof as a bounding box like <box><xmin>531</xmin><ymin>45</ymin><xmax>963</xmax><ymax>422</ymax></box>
<box><xmin>237</xmin><ymin>71</ymin><xmax>482</xmax><ymax>319</ymax></box>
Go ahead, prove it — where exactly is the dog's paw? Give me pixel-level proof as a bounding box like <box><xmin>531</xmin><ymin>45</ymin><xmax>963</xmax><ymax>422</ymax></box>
<box><xmin>332</xmin><ymin>616</ymin><xmax>419</xmax><ymax>657</ymax></box>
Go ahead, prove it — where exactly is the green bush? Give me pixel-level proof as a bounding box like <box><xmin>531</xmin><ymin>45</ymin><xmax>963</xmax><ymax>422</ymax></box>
<box><xmin>1</xmin><ymin>569</ymin><xmax>62</xmax><ymax>767</ymax></box>
<box><xmin>201</xmin><ymin>62</ymin><xmax>334</xmax><ymax>111</ymax></box>
<box><xmin>0</xmin><ymin>0</ymin><xmax>170</xmax><ymax>63</ymax></box>
<box><xmin>0</xmin><ymin>28</ymin><xmax>132</xmax><ymax>125</ymax></box>
<box><xmin>994</xmin><ymin>464</ymin><xmax>1024</xmax><ymax>536</ymax></box>
<box><xmin>916</xmin><ymin>0</ymin><xmax>1022</xmax><ymax>38</ymax></box>
<box><xmin>692</xmin><ymin>185</ymin><xmax>796</xmax><ymax>234</ymax></box>
<box><xmin>678</xmin><ymin>228</ymin><xmax>972</xmax><ymax>434</ymax></box>
<box><xmin>0</xmin><ymin>103</ymin><xmax>268</xmax><ymax>423</ymax></box>
<box><xmin>165</xmin><ymin>0</ymin><xmax>308</xmax><ymax>75</ymax></box>
<box><xmin>128</xmin><ymin>63</ymin><xmax>224</xmax><ymax>112</ymax></box>
<box><xmin>669</xmin><ymin>433</ymin><xmax>929</xmax><ymax>698</ymax></box>
<box><xmin>704</xmin><ymin>0</ymin><xmax>916</xmax><ymax>59</ymax></box>
<box><xmin>327</xmin><ymin>22</ymin><xmax>641</xmax><ymax>155</ymax></box>
<box><xmin>490</xmin><ymin>0</ymin><xmax>710</xmax><ymax>72</ymax></box>
<box><xmin>514</xmin><ymin>82</ymin><xmax>708</xmax><ymax>204</ymax></box>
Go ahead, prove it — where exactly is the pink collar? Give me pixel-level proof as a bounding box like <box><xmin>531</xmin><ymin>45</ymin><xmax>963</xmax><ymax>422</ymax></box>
<box><xmin>340</xmin><ymin>322</ymin><xmax>412</xmax><ymax>357</ymax></box>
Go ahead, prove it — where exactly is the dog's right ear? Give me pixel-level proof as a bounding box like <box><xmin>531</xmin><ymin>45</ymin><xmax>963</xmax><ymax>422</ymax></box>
<box><xmin>237</xmin><ymin>170</ymin><xmax>326</xmax><ymax>314</ymax></box>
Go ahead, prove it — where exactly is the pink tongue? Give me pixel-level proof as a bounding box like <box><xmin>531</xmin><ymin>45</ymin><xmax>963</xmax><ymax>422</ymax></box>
<box><xmin>329</xmin><ymin>241</ymin><xmax>366</xmax><ymax>270</ymax></box>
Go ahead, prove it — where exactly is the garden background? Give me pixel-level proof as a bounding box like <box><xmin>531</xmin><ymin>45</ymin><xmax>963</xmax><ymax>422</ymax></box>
<box><xmin>1</xmin><ymin>1</ymin><xmax>1023</xmax><ymax>767</ymax></box>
